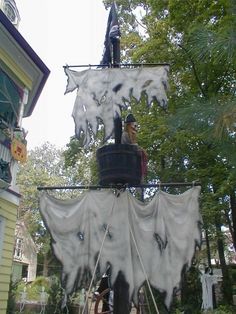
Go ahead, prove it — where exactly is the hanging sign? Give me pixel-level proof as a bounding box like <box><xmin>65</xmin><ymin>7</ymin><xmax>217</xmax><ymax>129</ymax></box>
<box><xmin>11</xmin><ymin>138</ymin><xmax>27</xmax><ymax>163</ymax></box>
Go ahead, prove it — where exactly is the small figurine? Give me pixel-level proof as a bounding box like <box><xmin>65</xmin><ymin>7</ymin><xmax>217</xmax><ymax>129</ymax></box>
<box><xmin>40</xmin><ymin>286</ymin><xmax>48</xmax><ymax>314</ymax></box>
<box><xmin>121</xmin><ymin>113</ymin><xmax>148</xmax><ymax>182</ymax></box>
<box><xmin>121</xmin><ymin>113</ymin><xmax>138</xmax><ymax>145</ymax></box>
<box><xmin>19</xmin><ymin>287</ymin><xmax>27</xmax><ymax>313</ymax></box>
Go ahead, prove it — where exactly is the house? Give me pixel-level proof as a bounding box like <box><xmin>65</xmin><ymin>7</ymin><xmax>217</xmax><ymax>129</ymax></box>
<box><xmin>0</xmin><ymin>1</ymin><xmax>49</xmax><ymax>313</ymax></box>
<box><xmin>11</xmin><ymin>220</ymin><xmax>37</xmax><ymax>283</ymax></box>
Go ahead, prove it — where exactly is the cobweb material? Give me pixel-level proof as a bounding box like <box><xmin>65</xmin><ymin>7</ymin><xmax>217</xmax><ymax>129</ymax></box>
<box><xmin>39</xmin><ymin>187</ymin><xmax>201</xmax><ymax>308</ymax></box>
<box><xmin>64</xmin><ymin>66</ymin><xmax>169</xmax><ymax>146</ymax></box>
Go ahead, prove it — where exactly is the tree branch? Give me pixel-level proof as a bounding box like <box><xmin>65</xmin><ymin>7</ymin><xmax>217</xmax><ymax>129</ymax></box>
<box><xmin>178</xmin><ymin>44</ymin><xmax>207</xmax><ymax>98</ymax></box>
<box><xmin>127</xmin><ymin>1</ymin><xmax>148</xmax><ymax>31</ymax></box>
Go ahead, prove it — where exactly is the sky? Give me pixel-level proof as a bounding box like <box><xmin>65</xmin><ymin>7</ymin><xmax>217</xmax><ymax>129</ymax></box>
<box><xmin>16</xmin><ymin>0</ymin><xmax>108</xmax><ymax>149</ymax></box>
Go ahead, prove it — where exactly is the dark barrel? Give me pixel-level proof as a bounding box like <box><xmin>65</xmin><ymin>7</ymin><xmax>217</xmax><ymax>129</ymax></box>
<box><xmin>96</xmin><ymin>144</ymin><xmax>142</xmax><ymax>185</ymax></box>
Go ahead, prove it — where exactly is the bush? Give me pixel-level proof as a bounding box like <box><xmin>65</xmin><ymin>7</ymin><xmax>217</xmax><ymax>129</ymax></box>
<box><xmin>15</xmin><ymin>276</ymin><xmax>50</xmax><ymax>302</ymax></box>
<box><xmin>6</xmin><ymin>279</ymin><xmax>18</xmax><ymax>314</ymax></box>
<box><xmin>45</xmin><ymin>275</ymin><xmax>64</xmax><ymax>314</ymax></box>
<box><xmin>30</xmin><ymin>276</ymin><xmax>50</xmax><ymax>290</ymax></box>
<box><xmin>204</xmin><ymin>305</ymin><xmax>235</xmax><ymax>314</ymax></box>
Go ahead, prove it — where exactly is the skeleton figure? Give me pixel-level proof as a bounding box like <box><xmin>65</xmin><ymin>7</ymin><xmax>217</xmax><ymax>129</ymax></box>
<box><xmin>39</xmin><ymin>286</ymin><xmax>48</xmax><ymax>314</ymax></box>
<box><xmin>19</xmin><ymin>287</ymin><xmax>27</xmax><ymax>313</ymax></box>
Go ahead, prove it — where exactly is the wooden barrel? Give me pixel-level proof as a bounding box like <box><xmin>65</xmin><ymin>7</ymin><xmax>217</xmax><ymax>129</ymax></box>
<box><xmin>96</xmin><ymin>144</ymin><xmax>142</xmax><ymax>185</ymax></box>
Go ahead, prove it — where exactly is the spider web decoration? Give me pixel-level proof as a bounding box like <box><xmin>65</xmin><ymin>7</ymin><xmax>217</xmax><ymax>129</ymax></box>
<box><xmin>64</xmin><ymin>66</ymin><xmax>169</xmax><ymax>146</ymax></box>
<box><xmin>39</xmin><ymin>186</ymin><xmax>201</xmax><ymax>308</ymax></box>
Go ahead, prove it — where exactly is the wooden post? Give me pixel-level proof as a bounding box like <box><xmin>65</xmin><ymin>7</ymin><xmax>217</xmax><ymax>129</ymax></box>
<box><xmin>113</xmin><ymin>271</ymin><xmax>131</xmax><ymax>314</ymax></box>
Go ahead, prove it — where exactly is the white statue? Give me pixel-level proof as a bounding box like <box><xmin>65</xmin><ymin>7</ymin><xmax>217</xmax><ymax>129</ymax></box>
<box><xmin>19</xmin><ymin>287</ymin><xmax>27</xmax><ymax>313</ymax></box>
<box><xmin>39</xmin><ymin>286</ymin><xmax>48</xmax><ymax>314</ymax></box>
<box><xmin>200</xmin><ymin>267</ymin><xmax>218</xmax><ymax>311</ymax></box>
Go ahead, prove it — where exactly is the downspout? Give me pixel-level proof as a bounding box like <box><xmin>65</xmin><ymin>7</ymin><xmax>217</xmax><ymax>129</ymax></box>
<box><xmin>17</xmin><ymin>87</ymin><xmax>28</xmax><ymax>128</ymax></box>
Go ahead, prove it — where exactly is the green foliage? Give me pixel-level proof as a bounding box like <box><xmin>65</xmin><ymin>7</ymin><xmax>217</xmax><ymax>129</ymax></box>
<box><xmin>142</xmin><ymin>283</ymin><xmax>169</xmax><ymax>314</ymax></box>
<box><xmin>173</xmin><ymin>306</ymin><xmax>236</xmax><ymax>314</ymax></box>
<box><xmin>45</xmin><ymin>276</ymin><xmax>64</xmax><ymax>314</ymax></box>
<box><xmin>17</xmin><ymin>142</ymin><xmax>80</xmax><ymax>276</ymax></box>
<box><xmin>102</xmin><ymin>0</ymin><xmax>236</xmax><ymax>307</ymax></box>
<box><xmin>63</xmin><ymin>136</ymin><xmax>100</xmax><ymax>185</ymax></box>
<box><xmin>230</xmin><ymin>268</ymin><xmax>236</xmax><ymax>284</ymax></box>
<box><xmin>204</xmin><ymin>305</ymin><xmax>236</xmax><ymax>314</ymax></box>
<box><xmin>15</xmin><ymin>277</ymin><xmax>50</xmax><ymax>302</ymax></box>
<box><xmin>6</xmin><ymin>279</ymin><xmax>18</xmax><ymax>314</ymax></box>
<box><xmin>13</xmin><ymin>0</ymin><xmax>236</xmax><ymax>311</ymax></box>
<box><xmin>180</xmin><ymin>266</ymin><xmax>202</xmax><ymax>313</ymax></box>
<box><xmin>30</xmin><ymin>276</ymin><xmax>50</xmax><ymax>291</ymax></box>
<box><xmin>8</xmin><ymin>276</ymin><xmax>65</xmax><ymax>314</ymax></box>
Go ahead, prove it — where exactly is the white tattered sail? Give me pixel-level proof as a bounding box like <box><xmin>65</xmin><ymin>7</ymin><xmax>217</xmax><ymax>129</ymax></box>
<box><xmin>40</xmin><ymin>187</ymin><xmax>201</xmax><ymax>308</ymax></box>
<box><xmin>64</xmin><ymin>66</ymin><xmax>169</xmax><ymax>146</ymax></box>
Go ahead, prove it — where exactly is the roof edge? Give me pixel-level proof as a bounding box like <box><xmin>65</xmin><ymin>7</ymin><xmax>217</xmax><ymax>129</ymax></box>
<box><xmin>0</xmin><ymin>9</ymin><xmax>50</xmax><ymax>116</ymax></box>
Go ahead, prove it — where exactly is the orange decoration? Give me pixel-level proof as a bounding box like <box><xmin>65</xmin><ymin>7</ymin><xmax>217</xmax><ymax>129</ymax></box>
<box><xmin>11</xmin><ymin>138</ymin><xmax>27</xmax><ymax>163</ymax></box>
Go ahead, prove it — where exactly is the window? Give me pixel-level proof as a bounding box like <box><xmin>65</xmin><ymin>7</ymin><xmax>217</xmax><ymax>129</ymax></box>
<box><xmin>0</xmin><ymin>69</ymin><xmax>21</xmax><ymax>128</ymax></box>
<box><xmin>0</xmin><ymin>216</ymin><xmax>5</xmax><ymax>264</ymax></box>
<box><xmin>14</xmin><ymin>237</ymin><xmax>23</xmax><ymax>260</ymax></box>
<box><xmin>22</xmin><ymin>264</ymin><xmax>28</xmax><ymax>279</ymax></box>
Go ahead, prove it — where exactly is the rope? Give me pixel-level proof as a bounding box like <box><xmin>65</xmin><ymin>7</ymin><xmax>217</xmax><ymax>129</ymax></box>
<box><xmin>127</xmin><ymin>194</ymin><xmax>160</xmax><ymax>314</ymax></box>
<box><xmin>129</xmin><ymin>224</ymin><xmax>159</xmax><ymax>314</ymax></box>
<box><xmin>81</xmin><ymin>194</ymin><xmax>116</xmax><ymax>314</ymax></box>
<box><xmin>143</xmin><ymin>285</ymin><xmax>152</xmax><ymax>314</ymax></box>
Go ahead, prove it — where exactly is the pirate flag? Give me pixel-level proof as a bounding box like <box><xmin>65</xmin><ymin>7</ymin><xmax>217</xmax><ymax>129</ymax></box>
<box><xmin>100</xmin><ymin>2</ymin><xmax>121</xmax><ymax>65</ymax></box>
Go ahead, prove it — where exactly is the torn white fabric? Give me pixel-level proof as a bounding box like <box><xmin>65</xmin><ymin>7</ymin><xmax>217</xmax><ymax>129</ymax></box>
<box><xmin>39</xmin><ymin>186</ymin><xmax>201</xmax><ymax>308</ymax></box>
<box><xmin>201</xmin><ymin>273</ymin><xmax>218</xmax><ymax>310</ymax></box>
<box><xmin>64</xmin><ymin>66</ymin><xmax>169</xmax><ymax>146</ymax></box>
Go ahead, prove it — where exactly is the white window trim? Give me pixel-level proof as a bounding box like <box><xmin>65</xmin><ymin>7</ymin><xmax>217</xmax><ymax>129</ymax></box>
<box><xmin>14</xmin><ymin>237</ymin><xmax>23</xmax><ymax>260</ymax></box>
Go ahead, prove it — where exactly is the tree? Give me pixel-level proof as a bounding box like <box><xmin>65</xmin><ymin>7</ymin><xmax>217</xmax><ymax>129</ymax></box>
<box><xmin>17</xmin><ymin>142</ymin><xmax>80</xmax><ymax>276</ymax></box>
<box><xmin>59</xmin><ymin>0</ymin><xmax>236</xmax><ymax>306</ymax></box>
<box><xmin>102</xmin><ymin>0</ymin><xmax>236</xmax><ymax>305</ymax></box>
<box><xmin>63</xmin><ymin>135</ymin><xmax>101</xmax><ymax>185</ymax></box>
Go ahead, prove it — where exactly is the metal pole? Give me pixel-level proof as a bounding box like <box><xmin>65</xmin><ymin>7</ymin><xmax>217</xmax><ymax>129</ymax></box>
<box><xmin>112</xmin><ymin>37</ymin><xmax>120</xmax><ymax>66</ymax></box>
<box><xmin>205</xmin><ymin>227</ymin><xmax>212</xmax><ymax>268</ymax></box>
<box><xmin>63</xmin><ymin>63</ymin><xmax>170</xmax><ymax>69</ymax></box>
<box><xmin>37</xmin><ymin>182</ymin><xmax>201</xmax><ymax>191</ymax></box>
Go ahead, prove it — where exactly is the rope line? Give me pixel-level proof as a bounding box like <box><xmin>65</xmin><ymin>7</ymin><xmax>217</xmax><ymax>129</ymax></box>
<box><xmin>129</xmin><ymin>223</ymin><xmax>160</xmax><ymax>314</ymax></box>
<box><xmin>143</xmin><ymin>285</ymin><xmax>152</xmax><ymax>314</ymax></box>
<box><xmin>81</xmin><ymin>194</ymin><xmax>116</xmax><ymax>314</ymax></box>
<box><xmin>127</xmin><ymin>193</ymin><xmax>160</xmax><ymax>314</ymax></box>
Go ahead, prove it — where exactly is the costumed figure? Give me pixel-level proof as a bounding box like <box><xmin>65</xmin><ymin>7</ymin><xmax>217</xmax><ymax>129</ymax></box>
<box><xmin>121</xmin><ymin>114</ymin><xmax>148</xmax><ymax>181</ymax></box>
<box><xmin>121</xmin><ymin>113</ymin><xmax>138</xmax><ymax>145</ymax></box>
<box><xmin>200</xmin><ymin>267</ymin><xmax>218</xmax><ymax>311</ymax></box>
<box><xmin>95</xmin><ymin>266</ymin><xmax>113</xmax><ymax>312</ymax></box>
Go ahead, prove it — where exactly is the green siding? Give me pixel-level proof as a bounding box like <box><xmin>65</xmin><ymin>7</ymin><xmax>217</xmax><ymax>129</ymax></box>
<box><xmin>0</xmin><ymin>300</ymin><xmax>8</xmax><ymax>314</ymax></box>
<box><xmin>0</xmin><ymin>197</ymin><xmax>18</xmax><ymax>314</ymax></box>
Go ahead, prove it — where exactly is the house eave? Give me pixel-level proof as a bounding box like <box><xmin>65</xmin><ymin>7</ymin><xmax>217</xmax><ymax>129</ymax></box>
<box><xmin>0</xmin><ymin>9</ymin><xmax>50</xmax><ymax>117</ymax></box>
